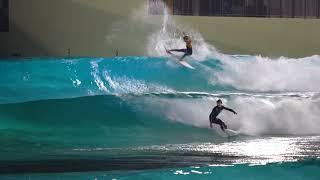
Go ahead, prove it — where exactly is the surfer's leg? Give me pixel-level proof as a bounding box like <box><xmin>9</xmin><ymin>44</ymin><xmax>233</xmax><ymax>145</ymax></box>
<box><xmin>223</xmin><ymin>122</ymin><xmax>227</xmax><ymax>129</ymax></box>
<box><xmin>179</xmin><ymin>50</ymin><xmax>192</xmax><ymax>61</ymax></box>
<box><xmin>219</xmin><ymin>119</ymin><xmax>227</xmax><ymax>130</ymax></box>
<box><xmin>209</xmin><ymin>115</ymin><xmax>214</xmax><ymax>128</ymax></box>
<box><xmin>215</xmin><ymin>118</ymin><xmax>227</xmax><ymax>131</ymax></box>
<box><xmin>179</xmin><ymin>54</ymin><xmax>188</xmax><ymax>61</ymax></box>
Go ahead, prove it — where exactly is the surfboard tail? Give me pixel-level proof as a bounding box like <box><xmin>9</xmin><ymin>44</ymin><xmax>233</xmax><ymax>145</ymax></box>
<box><xmin>225</xmin><ymin>129</ymin><xmax>239</xmax><ymax>137</ymax></box>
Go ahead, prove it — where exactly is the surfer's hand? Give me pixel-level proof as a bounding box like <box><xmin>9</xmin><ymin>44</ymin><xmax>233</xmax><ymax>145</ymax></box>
<box><xmin>234</xmin><ymin>112</ymin><xmax>237</xmax><ymax>115</ymax></box>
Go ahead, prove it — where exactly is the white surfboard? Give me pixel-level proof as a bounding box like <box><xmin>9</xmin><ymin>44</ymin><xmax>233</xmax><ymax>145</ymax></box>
<box><xmin>224</xmin><ymin>129</ymin><xmax>239</xmax><ymax>137</ymax></box>
<box><xmin>178</xmin><ymin>60</ymin><xmax>195</xmax><ymax>69</ymax></box>
<box><xmin>214</xmin><ymin>127</ymin><xmax>239</xmax><ymax>138</ymax></box>
<box><xmin>165</xmin><ymin>48</ymin><xmax>195</xmax><ymax>69</ymax></box>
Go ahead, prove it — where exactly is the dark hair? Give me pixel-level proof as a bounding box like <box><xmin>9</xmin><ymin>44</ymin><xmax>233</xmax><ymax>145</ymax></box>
<box><xmin>217</xmin><ymin>99</ymin><xmax>222</xmax><ymax>104</ymax></box>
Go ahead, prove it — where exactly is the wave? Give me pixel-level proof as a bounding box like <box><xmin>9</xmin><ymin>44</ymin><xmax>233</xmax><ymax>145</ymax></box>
<box><xmin>0</xmin><ymin>94</ymin><xmax>217</xmax><ymax>153</ymax></box>
<box><xmin>1</xmin><ymin>55</ymin><xmax>320</xmax><ymax>104</ymax></box>
<box><xmin>132</xmin><ymin>92</ymin><xmax>320</xmax><ymax>135</ymax></box>
<box><xmin>0</xmin><ymin>57</ymin><xmax>219</xmax><ymax>104</ymax></box>
<box><xmin>0</xmin><ymin>92</ymin><xmax>319</xmax><ymax>152</ymax></box>
<box><xmin>1</xmin><ymin>113</ymin><xmax>319</xmax><ymax>171</ymax></box>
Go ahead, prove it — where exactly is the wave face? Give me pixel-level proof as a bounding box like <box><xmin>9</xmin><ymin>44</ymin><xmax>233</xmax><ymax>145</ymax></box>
<box><xmin>1</xmin><ymin>55</ymin><xmax>320</xmax><ymax>103</ymax></box>
<box><xmin>0</xmin><ymin>57</ymin><xmax>224</xmax><ymax>103</ymax></box>
<box><xmin>2</xmin><ymin>91</ymin><xmax>318</xmax><ymax>151</ymax></box>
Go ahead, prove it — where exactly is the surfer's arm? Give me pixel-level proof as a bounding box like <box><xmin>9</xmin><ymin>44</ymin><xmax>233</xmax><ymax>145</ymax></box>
<box><xmin>223</xmin><ymin>106</ymin><xmax>237</xmax><ymax>115</ymax></box>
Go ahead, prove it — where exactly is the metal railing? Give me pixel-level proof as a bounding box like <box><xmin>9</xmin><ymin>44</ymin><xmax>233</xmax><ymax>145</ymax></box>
<box><xmin>171</xmin><ymin>0</ymin><xmax>320</xmax><ymax>19</ymax></box>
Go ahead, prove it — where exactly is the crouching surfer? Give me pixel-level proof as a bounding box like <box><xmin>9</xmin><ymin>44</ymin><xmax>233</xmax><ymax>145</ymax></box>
<box><xmin>209</xmin><ymin>99</ymin><xmax>237</xmax><ymax>131</ymax></box>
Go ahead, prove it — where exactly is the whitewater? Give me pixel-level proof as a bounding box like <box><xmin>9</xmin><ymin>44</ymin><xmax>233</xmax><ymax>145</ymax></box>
<box><xmin>0</xmin><ymin>3</ymin><xmax>320</xmax><ymax>180</ymax></box>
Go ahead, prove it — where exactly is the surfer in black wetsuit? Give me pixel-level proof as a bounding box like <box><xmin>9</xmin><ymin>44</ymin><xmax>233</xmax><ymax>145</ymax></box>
<box><xmin>166</xmin><ymin>32</ymin><xmax>193</xmax><ymax>61</ymax></box>
<box><xmin>209</xmin><ymin>99</ymin><xmax>237</xmax><ymax>131</ymax></box>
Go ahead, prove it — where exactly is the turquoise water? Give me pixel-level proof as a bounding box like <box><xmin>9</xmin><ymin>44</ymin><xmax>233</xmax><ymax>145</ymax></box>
<box><xmin>0</xmin><ymin>56</ymin><xmax>320</xmax><ymax>179</ymax></box>
<box><xmin>1</xmin><ymin>159</ymin><xmax>320</xmax><ymax>180</ymax></box>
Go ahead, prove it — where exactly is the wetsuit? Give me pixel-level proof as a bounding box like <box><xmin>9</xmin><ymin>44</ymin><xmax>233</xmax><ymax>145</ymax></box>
<box><xmin>209</xmin><ymin>106</ymin><xmax>236</xmax><ymax>130</ymax></box>
<box><xmin>169</xmin><ymin>36</ymin><xmax>192</xmax><ymax>59</ymax></box>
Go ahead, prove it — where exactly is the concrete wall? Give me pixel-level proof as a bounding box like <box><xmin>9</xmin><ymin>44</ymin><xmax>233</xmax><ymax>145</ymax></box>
<box><xmin>6</xmin><ymin>0</ymin><xmax>151</xmax><ymax>57</ymax></box>
<box><xmin>1</xmin><ymin>0</ymin><xmax>320</xmax><ymax>58</ymax></box>
<box><xmin>174</xmin><ymin>16</ymin><xmax>320</xmax><ymax>58</ymax></box>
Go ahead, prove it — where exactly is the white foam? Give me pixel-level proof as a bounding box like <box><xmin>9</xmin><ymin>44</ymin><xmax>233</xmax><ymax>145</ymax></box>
<box><xmin>90</xmin><ymin>61</ymin><xmax>109</xmax><ymax>93</ymax></box>
<box><xmin>214</xmin><ymin>54</ymin><xmax>320</xmax><ymax>92</ymax></box>
<box><xmin>141</xmin><ymin>93</ymin><xmax>320</xmax><ymax>136</ymax></box>
<box><xmin>146</xmin><ymin>1</ymin><xmax>218</xmax><ymax>61</ymax></box>
<box><xmin>102</xmin><ymin>70</ymin><xmax>172</xmax><ymax>94</ymax></box>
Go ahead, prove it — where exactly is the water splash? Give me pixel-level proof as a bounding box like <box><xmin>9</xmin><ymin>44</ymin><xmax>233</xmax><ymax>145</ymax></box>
<box><xmin>214</xmin><ymin>54</ymin><xmax>320</xmax><ymax>92</ymax></box>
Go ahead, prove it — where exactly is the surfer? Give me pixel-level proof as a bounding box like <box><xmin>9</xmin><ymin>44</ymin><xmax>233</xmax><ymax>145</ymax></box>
<box><xmin>209</xmin><ymin>99</ymin><xmax>237</xmax><ymax>131</ymax></box>
<box><xmin>166</xmin><ymin>32</ymin><xmax>192</xmax><ymax>61</ymax></box>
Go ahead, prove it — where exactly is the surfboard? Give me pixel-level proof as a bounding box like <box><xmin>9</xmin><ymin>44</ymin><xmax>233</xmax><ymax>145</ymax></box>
<box><xmin>214</xmin><ymin>127</ymin><xmax>239</xmax><ymax>138</ymax></box>
<box><xmin>165</xmin><ymin>47</ymin><xmax>195</xmax><ymax>69</ymax></box>
<box><xmin>224</xmin><ymin>129</ymin><xmax>239</xmax><ymax>137</ymax></box>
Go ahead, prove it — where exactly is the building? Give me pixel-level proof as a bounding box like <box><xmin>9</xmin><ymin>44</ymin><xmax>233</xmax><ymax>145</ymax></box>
<box><xmin>0</xmin><ymin>0</ymin><xmax>320</xmax><ymax>58</ymax></box>
<box><xmin>157</xmin><ymin>0</ymin><xmax>320</xmax><ymax>18</ymax></box>
<box><xmin>0</xmin><ymin>0</ymin><xmax>8</xmax><ymax>32</ymax></box>
<box><xmin>0</xmin><ymin>0</ymin><xmax>8</xmax><ymax>57</ymax></box>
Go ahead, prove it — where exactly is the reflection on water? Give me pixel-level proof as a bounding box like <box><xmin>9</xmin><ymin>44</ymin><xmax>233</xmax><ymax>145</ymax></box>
<box><xmin>74</xmin><ymin>136</ymin><xmax>320</xmax><ymax>166</ymax></box>
<box><xmin>0</xmin><ymin>136</ymin><xmax>319</xmax><ymax>174</ymax></box>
